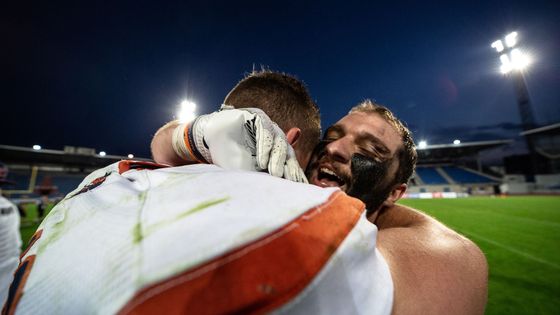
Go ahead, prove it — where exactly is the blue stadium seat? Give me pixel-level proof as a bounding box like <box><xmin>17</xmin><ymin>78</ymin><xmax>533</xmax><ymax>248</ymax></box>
<box><xmin>441</xmin><ymin>166</ymin><xmax>496</xmax><ymax>184</ymax></box>
<box><xmin>51</xmin><ymin>175</ymin><xmax>84</xmax><ymax>194</ymax></box>
<box><xmin>36</xmin><ymin>172</ymin><xmax>85</xmax><ymax>195</ymax></box>
<box><xmin>415</xmin><ymin>167</ymin><xmax>448</xmax><ymax>185</ymax></box>
<box><xmin>5</xmin><ymin>170</ymin><xmax>32</xmax><ymax>190</ymax></box>
<box><xmin>6</xmin><ymin>171</ymin><xmax>85</xmax><ymax>198</ymax></box>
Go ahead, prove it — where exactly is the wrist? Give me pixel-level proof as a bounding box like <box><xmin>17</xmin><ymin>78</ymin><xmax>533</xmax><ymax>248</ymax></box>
<box><xmin>171</xmin><ymin>122</ymin><xmax>210</xmax><ymax>163</ymax></box>
<box><xmin>187</xmin><ymin>116</ymin><xmax>212</xmax><ymax>163</ymax></box>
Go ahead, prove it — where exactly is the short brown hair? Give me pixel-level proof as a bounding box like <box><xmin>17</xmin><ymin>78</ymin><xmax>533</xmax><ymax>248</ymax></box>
<box><xmin>350</xmin><ymin>100</ymin><xmax>417</xmax><ymax>185</ymax></box>
<box><xmin>224</xmin><ymin>70</ymin><xmax>321</xmax><ymax>159</ymax></box>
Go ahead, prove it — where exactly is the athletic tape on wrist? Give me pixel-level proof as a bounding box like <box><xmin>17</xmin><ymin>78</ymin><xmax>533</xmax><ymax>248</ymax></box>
<box><xmin>172</xmin><ymin>123</ymin><xmax>192</xmax><ymax>161</ymax></box>
<box><xmin>187</xmin><ymin>118</ymin><xmax>212</xmax><ymax>163</ymax></box>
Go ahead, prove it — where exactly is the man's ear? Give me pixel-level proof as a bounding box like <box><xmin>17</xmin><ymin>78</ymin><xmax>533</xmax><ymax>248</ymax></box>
<box><xmin>286</xmin><ymin>128</ymin><xmax>301</xmax><ymax>146</ymax></box>
<box><xmin>382</xmin><ymin>183</ymin><xmax>407</xmax><ymax>208</ymax></box>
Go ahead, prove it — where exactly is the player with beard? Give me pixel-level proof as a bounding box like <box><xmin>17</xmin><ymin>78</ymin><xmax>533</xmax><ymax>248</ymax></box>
<box><xmin>305</xmin><ymin>100</ymin><xmax>414</xmax><ymax>221</ymax></box>
<box><xmin>151</xmin><ymin>88</ymin><xmax>488</xmax><ymax>314</ymax></box>
<box><xmin>306</xmin><ymin>100</ymin><xmax>487</xmax><ymax>314</ymax></box>
<box><xmin>306</xmin><ymin>140</ymin><xmax>398</xmax><ymax>219</ymax></box>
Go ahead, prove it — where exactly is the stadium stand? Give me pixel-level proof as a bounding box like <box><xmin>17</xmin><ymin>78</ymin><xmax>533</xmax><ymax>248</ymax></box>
<box><xmin>407</xmin><ymin>140</ymin><xmax>515</xmax><ymax>197</ymax></box>
<box><xmin>3</xmin><ymin>170</ymin><xmax>84</xmax><ymax>199</ymax></box>
<box><xmin>415</xmin><ymin>167</ymin><xmax>449</xmax><ymax>185</ymax></box>
<box><xmin>34</xmin><ymin>172</ymin><xmax>85</xmax><ymax>196</ymax></box>
<box><xmin>521</xmin><ymin>122</ymin><xmax>560</xmax><ymax>173</ymax></box>
<box><xmin>2</xmin><ymin>134</ymin><xmax>559</xmax><ymax>201</ymax></box>
<box><xmin>416</xmin><ymin>140</ymin><xmax>513</xmax><ymax>165</ymax></box>
<box><xmin>441</xmin><ymin>166</ymin><xmax>497</xmax><ymax>184</ymax></box>
<box><xmin>4</xmin><ymin>169</ymin><xmax>32</xmax><ymax>191</ymax></box>
<box><xmin>0</xmin><ymin>144</ymin><xmax>148</xmax><ymax>201</ymax></box>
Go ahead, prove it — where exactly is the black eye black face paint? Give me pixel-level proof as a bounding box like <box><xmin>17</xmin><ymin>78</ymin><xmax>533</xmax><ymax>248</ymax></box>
<box><xmin>347</xmin><ymin>153</ymin><xmax>393</xmax><ymax>217</ymax></box>
<box><xmin>305</xmin><ymin>141</ymin><xmax>394</xmax><ymax>216</ymax></box>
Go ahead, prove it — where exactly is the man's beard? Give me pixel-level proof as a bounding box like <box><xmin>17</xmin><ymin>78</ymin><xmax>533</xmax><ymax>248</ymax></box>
<box><xmin>346</xmin><ymin>154</ymin><xmax>393</xmax><ymax>217</ymax></box>
<box><xmin>305</xmin><ymin>141</ymin><xmax>393</xmax><ymax>216</ymax></box>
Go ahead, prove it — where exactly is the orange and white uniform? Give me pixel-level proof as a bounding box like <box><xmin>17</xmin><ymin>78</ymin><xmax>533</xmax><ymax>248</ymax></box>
<box><xmin>3</xmin><ymin>161</ymin><xmax>392</xmax><ymax>315</ymax></box>
<box><xmin>0</xmin><ymin>196</ymin><xmax>21</xmax><ymax>307</ymax></box>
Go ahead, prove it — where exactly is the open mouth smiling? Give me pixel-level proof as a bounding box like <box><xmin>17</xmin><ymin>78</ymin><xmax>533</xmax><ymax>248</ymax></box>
<box><xmin>313</xmin><ymin>166</ymin><xmax>347</xmax><ymax>189</ymax></box>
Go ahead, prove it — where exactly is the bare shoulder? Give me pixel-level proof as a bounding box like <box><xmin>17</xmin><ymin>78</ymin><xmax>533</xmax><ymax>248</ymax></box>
<box><xmin>374</xmin><ymin>204</ymin><xmax>488</xmax><ymax>315</ymax></box>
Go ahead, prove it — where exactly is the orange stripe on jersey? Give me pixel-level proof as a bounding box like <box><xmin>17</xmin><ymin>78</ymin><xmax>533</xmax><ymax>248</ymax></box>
<box><xmin>118</xmin><ymin>160</ymin><xmax>169</xmax><ymax>174</ymax></box>
<box><xmin>2</xmin><ymin>256</ymin><xmax>36</xmax><ymax>315</ymax></box>
<box><xmin>183</xmin><ymin>124</ymin><xmax>206</xmax><ymax>164</ymax></box>
<box><xmin>119</xmin><ymin>191</ymin><xmax>365</xmax><ymax>315</ymax></box>
<box><xmin>20</xmin><ymin>229</ymin><xmax>43</xmax><ymax>260</ymax></box>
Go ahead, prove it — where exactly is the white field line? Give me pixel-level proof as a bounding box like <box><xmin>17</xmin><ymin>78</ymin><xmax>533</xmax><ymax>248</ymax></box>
<box><xmin>461</xmin><ymin>229</ymin><xmax>560</xmax><ymax>270</ymax></box>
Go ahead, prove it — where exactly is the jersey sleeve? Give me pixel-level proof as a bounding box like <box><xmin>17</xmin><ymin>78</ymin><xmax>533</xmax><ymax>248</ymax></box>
<box><xmin>0</xmin><ymin>197</ymin><xmax>22</xmax><ymax>306</ymax></box>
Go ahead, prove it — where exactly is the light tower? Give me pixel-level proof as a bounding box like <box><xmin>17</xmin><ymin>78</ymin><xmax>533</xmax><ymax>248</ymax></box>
<box><xmin>492</xmin><ymin>31</ymin><xmax>538</xmax><ymax>174</ymax></box>
<box><xmin>491</xmin><ymin>32</ymin><xmax>536</xmax><ymax>132</ymax></box>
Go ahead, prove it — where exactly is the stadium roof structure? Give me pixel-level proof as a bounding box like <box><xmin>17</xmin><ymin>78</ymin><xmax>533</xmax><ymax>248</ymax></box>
<box><xmin>520</xmin><ymin>122</ymin><xmax>560</xmax><ymax>159</ymax></box>
<box><xmin>520</xmin><ymin>122</ymin><xmax>560</xmax><ymax>136</ymax></box>
<box><xmin>416</xmin><ymin>139</ymin><xmax>513</xmax><ymax>164</ymax></box>
<box><xmin>0</xmin><ymin>144</ymin><xmax>150</xmax><ymax>169</ymax></box>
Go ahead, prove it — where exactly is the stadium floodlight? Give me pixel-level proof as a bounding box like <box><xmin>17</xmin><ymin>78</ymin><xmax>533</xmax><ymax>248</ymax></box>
<box><xmin>491</xmin><ymin>40</ymin><xmax>504</xmax><ymax>53</ymax></box>
<box><xmin>492</xmin><ymin>31</ymin><xmax>530</xmax><ymax>74</ymax></box>
<box><xmin>128</xmin><ymin>154</ymin><xmax>134</xmax><ymax>159</ymax></box>
<box><xmin>32</xmin><ymin>145</ymin><xmax>41</xmax><ymax>150</ymax></box>
<box><xmin>418</xmin><ymin>140</ymin><xmax>428</xmax><ymax>149</ymax></box>
<box><xmin>178</xmin><ymin>100</ymin><xmax>197</xmax><ymax>123</ymax></box>
<box><xmin>99</xmin><ymin>151</ymin><xmax>107</xmax><ymax>157</ymax></box>
<box><xmin>491</xmin><ymin>30</ymin><xmax>537</xmax><ymax>170</ymax></box>
<box><xmin>499</xmin><ymin>54</ymin><xmax>512</xmax><ymax>74</ymax></box>
<box><xmin>510</xmin><ymin>48</ymin><xmax>530</xmax><ymax>70</ymax></box>
<box><xmin>453</xmin><ymin>139</ymin><xmax>461</xmax><ymax>145</ymax></box>
<box><xmin>505</xmin><ymin>32</ymin><xmax>518</xmax><ymax>47</ymax></box>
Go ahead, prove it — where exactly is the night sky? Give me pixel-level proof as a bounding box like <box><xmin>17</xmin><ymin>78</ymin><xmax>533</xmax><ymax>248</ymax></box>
<box><xmin>3</xmin><ymin>1</ymin><xmax>559</xmax><ymax>159</ymax></box>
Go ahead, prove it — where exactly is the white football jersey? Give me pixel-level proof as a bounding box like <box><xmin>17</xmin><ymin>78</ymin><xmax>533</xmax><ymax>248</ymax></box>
<box><xmin>0</xmin><ymin>196</ymin><xmax>21</xmax><ymax>307</ymax></box>
<box><xmin>4</xmin><ymin>161</ymin><xmax>392</xmax><ymax>315</ymax></box>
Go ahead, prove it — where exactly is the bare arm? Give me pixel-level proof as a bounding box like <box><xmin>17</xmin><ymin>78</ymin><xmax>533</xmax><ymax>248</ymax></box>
<box><xmin>374</xmin><ymin>204</ymin><xmax>488</xmax><ymax>315</ymax></box>
<box><xmin>150</xmin><ymin>112</ymin><xmax>306</xmax><ymax>182</ymax></box>
<box><xmin>150</xmin><ymin>120</ymin><xmax>192</xmax><ymax>166</ymax></box>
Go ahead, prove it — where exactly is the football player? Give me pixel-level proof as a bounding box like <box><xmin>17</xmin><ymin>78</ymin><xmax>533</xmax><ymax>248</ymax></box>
<box><xmin>0</xmin><ymin>163</ymin><xmax>21</xmax><ymax>307</ymax></box>
<box><xmin>5</xmin><ymin>71</ymin><xmax>395</xmax><ymax>314</ymax></box>
<box><xmin>152</xmin><ymin>73</ymin><xmax>488</xmax><ymax>314</ymax></box>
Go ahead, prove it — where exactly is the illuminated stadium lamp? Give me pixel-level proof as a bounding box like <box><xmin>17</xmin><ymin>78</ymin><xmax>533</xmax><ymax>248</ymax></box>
<box><xmin>499</xmin><ymin>54</ymin><xmax>513</xmax><ymax>74</ymax></box>
<box><xmin>178</xmin><ymin>100</ymin><xmax>197</xmax><ymax>123</ymax></box>
<box><xmin>32</xmin><ymin>145</ymin><xmax>42</xmax><ymax>150</ymax></box>
<box><xmin>505</xmin><ymin>32</ymin><xmax>518</xmax><ymax>47</ymax></box>
<box><xmin>491</xmin><ymin>30</ymin><xmax>537</xmax><ymax>163</ymax></box>
<box><xmin>418</xmin><ymin>140</ymin><xmax>428</xmax><ymax>149</ymax></box>
<box><xmin>128</xmin><ymin>154</ymin><xmax>134</xmax><ymax>159</ymax></box>
<box><xmin>99</xmin><ymin>151</ymin><xmax>107</xmax><ymax>157</ymax></box>
<box><xmin>492</xmin><ymin>31</ymin><xmax>530</xmax><ymax>74</ymax></box>
<box><xmin>491</xmin><ymin>40</ymin><xmax>504</xmax><ymax>53</ymax></box>
<box><xmin>510</xmin><ymin>49</ymin><xmax>530</xmax><ymax>70</ymax></box>
<box><xmin>453</xmin><ymin>139</ymin><xmax>461</xmax><ymax>145</ymax></box>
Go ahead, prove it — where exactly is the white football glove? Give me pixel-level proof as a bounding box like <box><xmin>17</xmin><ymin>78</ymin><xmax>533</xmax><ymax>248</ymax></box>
<box><xmin>172</xmin><ymin>106</ymin><xmax>307</xmax><ymax>183</ymax></box>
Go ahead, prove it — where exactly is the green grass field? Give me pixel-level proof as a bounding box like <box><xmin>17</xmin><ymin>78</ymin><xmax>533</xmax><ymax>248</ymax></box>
<box><xmin>19</xmin><ymin>203</ymin><xmax>55</xmax><ymax>247</ymax></box>
<box><xmin>399</xmin><ymin>196</ymin><xmax>560</xmax><ymax>315</ymax></box>
<box><xmin>19</xmin><ymin>196</ymin><xmax>560</xmax><ymax>314</ymax></box>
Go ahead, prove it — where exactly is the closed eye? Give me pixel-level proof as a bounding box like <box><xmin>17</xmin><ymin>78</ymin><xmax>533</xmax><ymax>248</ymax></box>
<box><xmin>359</xmin><ymin>146</ymin><xmax>384</xmax><ymax>162</ymax></box>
